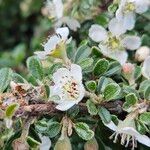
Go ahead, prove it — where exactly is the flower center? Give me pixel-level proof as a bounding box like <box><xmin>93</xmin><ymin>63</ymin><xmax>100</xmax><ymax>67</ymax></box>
<box><xmin>124</xmin><ymin>2</ymin><xmax>135</xmax><ymax>13</ymax></box>
<box><xmin>106</xmin><ymin>36</ymin><xmax>121</xmax><ymax>50</ymax></box>
<box><xmin>62</xmin><ymin>77</ymin><xmax>79</xmax><ymax>100</ymax></box>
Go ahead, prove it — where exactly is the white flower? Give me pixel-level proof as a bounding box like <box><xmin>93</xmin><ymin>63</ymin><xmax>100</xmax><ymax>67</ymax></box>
<box><xmin>89</xmin><ymin>22</ymin><xmax>141</xmax><ymax>65</ymax></box>
<box><xmin>46</xmin><ymin>0</ymin><xmax>63</xmax><ymax>19</ymax></box>
<box><xmin>34</xmin><ymin>27</ymin><xmax>69</xmax><ymax>60</ymax></box>
<box><xmin>45</xmin><ymin>0</ymin><xmax>80</xmax><ymax>31</ymax></box>
<box><xmin>135</xmin><ymin>46</ymin><xmax>150</xmax><ymax>62</ymax></box>
<box><xmin>104</xmin><ymin>120</ymin><xmax>150</xmax><ymax>149</ymax></box>
<box><xmin>142</xmin><ymin>56</ymin><xmax>150</xmax><ymax>79</ymax></box>
<box><xmin>116</xmin><ymin>0</ymin><xmax>150</xmax><ymax>30</ymax></box>
<box><xmin>50</xmin><ymin>64</ymin><xmax>85</xmax><ymax>111</ymax></box>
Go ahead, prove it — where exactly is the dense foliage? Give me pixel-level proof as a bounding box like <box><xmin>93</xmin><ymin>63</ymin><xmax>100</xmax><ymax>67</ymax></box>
<box><xmin>0</xmin><ymin>0</ymin><xmax>150</xmax><ymax>150</ymax></box>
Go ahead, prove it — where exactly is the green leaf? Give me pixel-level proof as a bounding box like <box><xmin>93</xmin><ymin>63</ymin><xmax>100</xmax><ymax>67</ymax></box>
<box><xmin>108</xmin><ymin>3</ymin><xmax>118</xmax><ymax>13</ymax></box>
<box><xmin>98</xmin><ymin>107</ymin><xmax>111</xmax><ymax>124</ymax></box>
<box><xmin>94</xmin><ymin>59</ymin><xmax>109</xmax><ymax>76</ymax></box>
<box><xmin>125</xmin><ymin>93</ymin><xmax>138</xmax><ymax>105</ymax></box>
<box><xmin>91</xmin><ymin>46</ymin><xmax>102</xmax><ymax>57</ymax></box>
<box><xmin>35</xmin><ymin>120</ymin><xmax>48</xmax><ymax>134</ymax></box>
<box><xmin>74</xmin><ymin>122</ymin><xmax>94</xmax><ymax>140</ymax></box>
<box><xmin>123</xmin><ymin>93</ymin><xmax>138</xmax><ymax>111</ymax></box>
<box><xmin>85</xmin><ymin>80</ymin><xmax>97</xmax><ymax>92</ymax></box>
<box><xmin>27</xmin><ymin>56</ymin><xmax>44</xmax><ymax>80</ymax></box>
<box><xmin>86</xmin><ymin>99</ymin><xmax>98</xmax><ymax>115</ymax></box>
<box><xmin>12</xmin><ymin>73</ymin><xmax>26</xmax><ymax>83</ymax></box>
<box><xmin>74</xmin><ymin>45</ymin><xmax>91</xmax><ymax>63</ymax></box>
<box><xmin>78</xmin><ymin>58</ymin><xmax>93</xmax><ymax>71</ymax></box>
<box><xmin>139</xmin><ymin>80</ymin><xmax>150</xmax><ymax>93</ymax></box>
<box><xmin>104</xmin><ymin>61</ymin><xmax>121</xmax><ymax>76</ymax></box>
<box><xmin>0</xmin><ymin>68</ymin><xmax>12</xmax><ymax>93</ymax></box>
<box><xmin>103</xmin><ymin>83</ymin><xmax>121</xmax><ymax>101</ymax></box>
<box><xmin>46</xmin><ymin>122</ymin><xmax>61</xmax><ymax>138</ymax></box>
<box><xmin>95</xmin><ymin>13</ymin><xmax>109</xmax><ymax>27</ymax></box>
<box><xmin>136</xmin><ymin>120</ymin><xmax>149</xmax><ymax>134</ymax></box>
<box><xmin>144</xmin><ymin>85</ymin><xmax>150</xmax><ymax>100</ymax></box>
<box><xmin>27</xmin><ymin>136</ymin><xmax>40</xmax><ymax>148</ymax></box>
<box><xmin>67</xmin><ymin>105</ymin><xmax>79</xmax><ymax>118</ymax></box>
<box><xmin>134</xmin><ymin>66</ymin><xmax>141</xmax><ymax>80</ymax></box>
<box><xmin>139</xmin><ymin>112</ymin><xmax>150</xmax><ymax>126</ymax></box>
<box><xmin>5</xmin><ymin>103</ymin><xmax>19</xmax><ymax>118</ymax></box>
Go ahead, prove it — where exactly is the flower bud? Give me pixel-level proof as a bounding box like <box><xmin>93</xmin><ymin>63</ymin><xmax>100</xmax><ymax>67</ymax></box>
<box><xmin>122</xmin><ymin>63</ymin><xmax>134</xmax><ymax>74</ymax></box>
<box><xmin>122</xmin><ymin>63</ymin><xmax>135</xmax><ymax>85</ymax></box>
<box><xmin>12</xmin><ymin>138</ymin><xmax>29</xmax><ymax>150</ymax></box>
<box><xmin>54</xmin><ymin>137</ymin><xmax>72</xmax><ymax>150</ymax></box>
<box><xmin>84</xmin><ymin>137</ymin><xmax>99</xmax><ymax>150</ymax></box>
<box><xmin>135</xmin><ymin>46</ymin><xmax>150</xmax><ymax>62</ymax></box>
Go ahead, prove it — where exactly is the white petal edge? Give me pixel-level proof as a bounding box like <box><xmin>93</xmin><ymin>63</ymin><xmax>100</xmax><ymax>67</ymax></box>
<box><xmin>53</xmin><ymin>0</ymin><xmax>63</xmax><ymax>19</ymax></box>
<box><xmin>120</xmin><ymin>127</ymin><xmax>150</xmax><ymax>147</ymax></box>
<box><xmin>99</xmin><ymin>44</ymin><xmax>128</xmax><ymax>65</ymax></box>
<box><xmin>44</xmin><ymin>35</ymin><xmax>60</xmax><ymax>52</ymax></box>
<box><xmin>142</xmin><ymin>56</ymin><xmax>150</xmax><ymax>79</ymax></box>
<box><xmin>63</xmin><ymin>17</ymin><xmax>80</xmax><ymax>31</ymax></box>
<box><xmin>56</xmin><ymin>27</ymin><xmax>69</xmax><ymax>41</ymax></box>
<box><xmin>40</xmin><ymin>135</ymin><xmax>51</xmax><ymax>150</ymax></box>
<box><xmin>89</xmin><ymin>24</ymin><xmax>108</xmax><ymax>42</ymax></box>
<box><xmin>108</xmin><ymin>18</ymin><xmax>126</xmax><ymax>36</ymax></box>
<box><xmin>135</xmin><ymin>0</ymin><xmax>150</xmax><ymax>14</ymax></box>
<box><xmin>123</xmin><ymin>12</ymin><xmax>136</xmax><ymax>30</ymax></box>
<box><xmin>34</xmin><ymin>51</ymin><xmax>48</xmax><ymax>60</ymax></box>
<box><xmin>104</xmin><ymin>121</ymin><xmax>118</xmax><ymax>131</ymax></box>
<box><xmin>56</xmin><ymin>101</ymin><xmax>76</xmax><ymax>111</ymax></box>
<box><xmin>70</xmin><ymin>64</ymin><xmax>82</xmax><ymax>81</ymax></box>
<box><xmin>121</xmin><ymin>35</ymin><xmax>141</xmax><ymax>50</ymax></box>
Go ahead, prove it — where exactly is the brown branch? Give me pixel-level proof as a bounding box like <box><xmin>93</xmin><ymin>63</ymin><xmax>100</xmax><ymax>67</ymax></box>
<box><xmin>15</xmin><ymin>100</ymin><xmax>124</xmax><ymax>117</ymax></box>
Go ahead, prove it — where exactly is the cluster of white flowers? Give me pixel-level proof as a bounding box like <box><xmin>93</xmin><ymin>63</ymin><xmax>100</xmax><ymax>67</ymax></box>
<box><xmin>88</xmin><ymin>0</ymin><xmax>150</xmax><ymax>149</ymax></box>
<box><xmin>89</xmin><ymin>0</ymin><xmax>150</xmax><ymax>65</ymax></box>
<box><xmin>35</xmin><ymin>27</ymin><xmax>85</xmax><ymax>111</ymax></box>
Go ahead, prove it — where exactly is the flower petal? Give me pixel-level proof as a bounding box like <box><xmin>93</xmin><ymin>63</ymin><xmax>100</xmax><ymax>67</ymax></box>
<box><xmin>136</xmin><ymin>134</ymin><xmax>150</xmax><ymax>147</ymax></box>
<box><xmin>56</xmin><ymin>27</ymin><xmax>69</xmax><ymax>41</ymax></box>
<box><xmin>108</xmin><ymin>18</ymin><xmax>126</xmax><ymax>36</ymax></box>
<box><xmin>104</xmin><ymin>121</ymin><xmax>118</xmax><ymax>131</ymax></box>
<box><xmin>44</xmin><ymin>35</ymin><xmax>60</xmax><ymax>52</ymax></box>
<box><xmin>53</xmin><ymin>0</ymin><xmax>63</xmax><ymax>19</ymax></box>
<box><xmin>111</xmin><ymin>51</ymin><xmax>128</xmax><ymax>65</ymax></box>
<box><xmin>63</xmin><ymin>17</ymin><xmax>80</xmax><ymax>31</ymax></box>
<box><xmin>56</xmin><ymin>101</ymin><xmax>75</xmax><ymax>111</ymax></box>
<box><xmin>99</xmin><ymin>44</ymin><xmax>128</xmax><ymax>65</ymax></box>
<box><xmin>70</xmin><ymin>64</ymin><xmax>82</xmax><ymax>81</ymax></box>
<box><xmin>52</xmin><ymin>68</ymin><xmax>71</xmax><ymax>85</ymax></box>
<box><xmin>120</xmin><ymin>127</ymin><xmax>150</xmax><ymax>147</ymax></box>
<box><xmin>123</xmin><ymin>12</ymin><xmax>136</xmax><ymax>30</ymax></box>
<box><xmin>40</xmin><ymin>135</ymin><xmax>51</xmax><ymax>150</ymax></box>
<box><xmin>121</xmin><ymin>35</ymin><xmax>141</xmax><ymax>50</ymax></box>
<box><xmin>142</xmin><ymin>56</ymin><xmax>150</xmax><ymax>79</ymax></box>
<box><xmin>89</xmin><ymin>24</ymin><xmax>108</xmax><ymax>42</ymax></box>
<box><xmin>135</xmin><ymin>0</ymin><xmax>150</xmax><ymax>14</ymax></box>
<box><xmin>34</xmin><ymin>51</ymin><xmax>48</xmax><ymax>60</ymax></box>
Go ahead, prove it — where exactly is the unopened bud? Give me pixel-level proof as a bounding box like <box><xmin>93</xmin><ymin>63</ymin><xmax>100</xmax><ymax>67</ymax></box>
<box><xmin>12</xmin><ymin>138</ymin><xmax>29</xmax><ymax>150</ymax></box>
<box><xmin>135</xmin><ymin>46</ymin><xmax>150</xmax><ymax>62</ymax></box>
<box><xmin>84</xmin><ymin>137</ymin><xmax>99</xmax><ymax>150</ymax></box>
<box><xmin>122</xmin><ymin>63</ymin><xmax>134</xmax><ymax>74</ymax></box>
<box><xmin>54</xmin><ymin>137</ymin><xmax>72</xmax><ymax>150</ymax></box>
